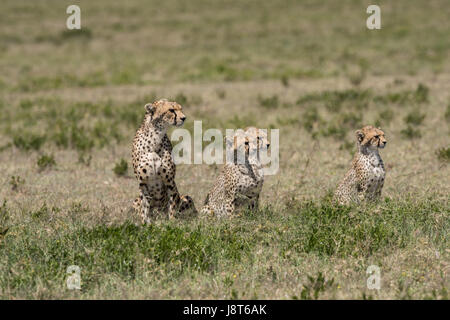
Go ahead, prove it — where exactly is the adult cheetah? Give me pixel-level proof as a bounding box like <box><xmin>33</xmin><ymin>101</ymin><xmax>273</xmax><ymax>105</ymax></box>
<box><xmin>334</xmin><ymin>125</ymin><xmax>387</xmax><ymax>205</ymax></box>
<box><xmin>132</xmin><ymin>99</ymin><xmax>197</xmax><ymax>223</ymax></box>
<box><xmin>201</xmin><ymin>127</ymin><xmax>270</xmax><ymax>218</ymax></box>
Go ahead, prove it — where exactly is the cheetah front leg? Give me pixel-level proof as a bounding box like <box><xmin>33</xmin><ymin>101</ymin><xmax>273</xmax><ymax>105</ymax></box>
<box><xmin>374</xmin><ymin>181</ymin><xmax>384</xmax><ymax>201</ymax></box>
<box><xmin>249</xmin><ymin>194</ymin><xmax>260</xmax><ymax>211</ymax></box>
<box><xmin>356</xmin><ymin>183</ymin><xmax>367</xmax><ymax>203</ymax></box>
<box><xmin>136</xmin><ymin>153</ymin><xmax>163</xmax><ymax>223</ymax></box>
<box><xmin>139</xmin><ymin>184</ymin><xmax>154</xmax><ymax>224</ymax></box>
<box><xmin>223</xmin><ymin>179</ymin><xmax>237</xmax><ymax>217</ymax></box>
<box><xmin>133</xmin><ymin>192</ymin><xmax>156</xmax><ymax>224</ymax></box>
<box><xmin>158</xmin><ymin>153</ymin><xmax>181</xmax><ymax>220</ymax></box>
<box><xmin>177</xmin><ymin>195</ymin><xmax>197</xmax><ymax>218</ymax></box>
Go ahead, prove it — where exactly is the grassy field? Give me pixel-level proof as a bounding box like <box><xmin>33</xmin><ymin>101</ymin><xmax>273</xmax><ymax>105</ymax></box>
<box><xmin>0</xmin><ymin>0</ymin><xmax>449</xmax><ymax>299</ymax></box>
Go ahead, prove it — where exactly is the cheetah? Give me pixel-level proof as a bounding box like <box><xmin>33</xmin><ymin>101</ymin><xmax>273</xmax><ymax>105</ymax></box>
<box><xmin>333</xmin><ymin>125</ymin><xmax>387</xmax><ymax>205</ymax></box>
<box><xmin>201</xmin><ymin>127</ymin><xmax>270</xmax><ymax>218</ymax></box>
<box><xmin>131</xmin><ymin>99</ymin><xmax>197</xmax><ymax>223</ymax></box>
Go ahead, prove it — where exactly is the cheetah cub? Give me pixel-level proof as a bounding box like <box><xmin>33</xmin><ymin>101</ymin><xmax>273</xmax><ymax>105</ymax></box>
<box><xmin>131</xmin><ymin>99</ymin><xmax>197</xmax><ymax>223</ymax></box>
<box><xmin>334</xmin><ymin>125</ymin><xmax>387</xmax><ymax>205</ymax></box>
<box><xmin>201</xmin><ymin>127</ymin><xmax>270</xmax><ymax>218</ymax></box>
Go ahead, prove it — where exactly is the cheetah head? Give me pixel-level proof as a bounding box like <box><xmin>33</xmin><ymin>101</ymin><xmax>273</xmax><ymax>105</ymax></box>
<box><xmin>226</xmin><ymin>127</ymin><xmax>270</xmax><ymax>163</ymax></box>
<box><xmin>356</xmin><ymin>125</ymin><xmax>387</xmax><ymax>149</ymax></box>
<box><xmin>144</xmin><ymin>99</ymin><xmax>186</xmax><ymax>129</ymax></box>
<box><xmin>244</xmin><ymin>127</ymin><xmax>270</xmax><ymax>152</ymax></box>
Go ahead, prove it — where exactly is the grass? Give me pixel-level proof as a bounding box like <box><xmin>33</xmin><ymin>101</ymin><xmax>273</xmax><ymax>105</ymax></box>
<box><xmin>37</xmin><ymin>154</ymin><xmax>56</xmax><ymax>172</ymax></box>
<box><xmin>9</xmin><ymin>176</ymin><xmax>25</xmax><ymax>192</ymax></box>
<box><xmin>404</xmin><ymin>110</ymin><xmax>426</xmax><ymax>126</ymax></box>
<box><xmin>436</xmin><ymin>147</ymin><xmax>450</xmax><ymax>163</ymax></box>
<box><xmin>401</xmin><ymin>125</ymin><xmax>422</xmax><ymax>139</ymax></box>
<box><xmin>258</xmin><ymin>95</ymin><xmax>280</xmax><ymax>109</ymax></box>
<box><xmin>0</xmin><ymin>0</ymin><xmax>449</xmax><ymax>300</ymax></box>
<box><xmin>0</xmin><ymin>198</ymin><xmax>448</xmax><ymax>299</ymax></box>
<box><xmin>113</xmin><ymin>159</ymin><xmax>128</xmax><ymax>177</ymax></box>
<box><xmin>13</xmin><ymin>132</ymin><xmax>46</xmax><ymax>151</ymax></box>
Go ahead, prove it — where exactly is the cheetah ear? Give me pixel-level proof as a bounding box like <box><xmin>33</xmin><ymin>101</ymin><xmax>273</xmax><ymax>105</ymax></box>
<box><xmin>145</xmin><ymin>103</ymin><xmax>156</xmax><ymax>117</ymax></box>
<box><xmin>355</xmin><ymin>129</ymin><xmax>364</xmax><ymax>143</ymax></box>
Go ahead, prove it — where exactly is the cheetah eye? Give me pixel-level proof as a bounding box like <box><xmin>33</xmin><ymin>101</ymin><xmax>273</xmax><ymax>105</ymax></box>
<box><xmin>169</xmin><ymin>108</ymin><xmax>175</xmax><ymax>113</ymax></box>
<box><xmin>374</xmin><ymin>135</ymin><xmax>379</xmax><ymax>139</ymax></box>
<box><xmin>245</xmin><ymin>141</ymin><xmax>249</xmax><ymax>145</ymax></box>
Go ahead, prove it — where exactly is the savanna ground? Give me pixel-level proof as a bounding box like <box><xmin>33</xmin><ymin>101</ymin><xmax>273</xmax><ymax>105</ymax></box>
<box><xmin>0</xmin><ymin>0</ymin><xmax>449</xmax><ymax>299</ymax></box>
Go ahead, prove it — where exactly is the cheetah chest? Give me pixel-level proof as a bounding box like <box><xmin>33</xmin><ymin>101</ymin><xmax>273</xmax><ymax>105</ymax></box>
<box><xmin>145</xmin><ymin>152</ymin><xmax>163</xmax><ymax>180</ymax></box>
<box><xmin>236</xmin><ymin>165</ymin><xmax>263</xmax><ymax>197</ymax></box>
<box><xmin>366</xmin><ymin>156</ymin><xmax>385</xmax><ymax>193</ymax></box>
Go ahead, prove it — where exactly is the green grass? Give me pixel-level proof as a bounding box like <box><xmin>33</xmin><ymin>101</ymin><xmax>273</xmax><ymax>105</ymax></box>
<box><xmin>404</xmin><ymin>110</ymin><xmax>426</xmax><ymax>126</ymax></box>
<box><xmin>0</xmin><ymin>198</ymin><xmax>447</xmax><ymax>298</ymax></box>
<box><xmin>436</xmin><ymin>147</ymin><xmax>450</xmax><ymax>162</ymax></box>
<box><xmin>0</xmin><ymin>0</ymin><xmax>449</xmax><ymax>300</ymax></box>
<box><xmin>113</xmin><ymin>159</ymin><xmax>129</xmax><ymax>176</ymax></box>
<box><xmin>37</xmin><ymin>154</ymin><xmax>56</xmax><ymax>171</ymax></box>
<box><xmin>9</xmin><ymin>176</ymin><xmax>25</xmax><ymax>192</ymax></box>
<box><xmin>1</xmin><ymin>1</ymin><xmax>449</xmax><ymax>91</ymax></box>
<box><xmin>13</xmin><ymin>132</ymin><xmax>46</xmax><ymax>151</ymax></box>
<box><xmin>258</xmin><ymin>95</ymin><xmax>280</xmax><ymax>109</ymax></box>
<box><xmin>401</xmin><ymin>125</ymin><xmax>422</xmax><ymax>139</ymax></box>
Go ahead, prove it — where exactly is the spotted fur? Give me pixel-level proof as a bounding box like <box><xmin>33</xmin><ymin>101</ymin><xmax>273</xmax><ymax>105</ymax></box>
<box><xmin>131</xmin><ymin>99</ymin><xmax>197</xmax><ymax>223</ymax></box>
<box><xmin>334</xmin><ymin>125</ymin><xmax>387</xmax><ymax>205</ymax></box>
<box><xmin>201</xmin><ymin>127</ymin><xmax>270</xmax><ymax>217</ymax></box>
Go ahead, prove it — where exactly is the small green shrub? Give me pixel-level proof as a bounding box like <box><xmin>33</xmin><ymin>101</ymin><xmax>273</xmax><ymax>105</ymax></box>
<box><xmin>258</xmin><ymin>95</ymin><xmax>279</xmax><ymax>109</ymax></box>
<box><xmin>401</xmin><ymin>125</ymin><xmax>422</xmax><ymax>139</ymax></box>
<box><xmin>302</xmin><ymin>106</ymin><xmax>321</xmax><ymax>133</ymax></box>
<box><xmin>224</xmin><ymin>115</ymin><xmax>256</xmax><ymax>129</ymax></box>
<box><xmin>59</xmin><ymin>28</ymin><xmax>93</xmax><ymax>41</ymax></box>
<box><xmin>321</xmin><ymin>124</ymin><xmax>346</xmax><ymax>140</ymax></box>
<box><xmin>19</xmin><ymin>99</ymin><xmax>33</xmax><ymax>109</ymax></box>
<box><xmin>281</xmin><ymin>75</ymin><xmax>289</xmax><ymax>87</ymax></box>
<box><xmin>113</xmin><ymin>159</ymin><xmax>128</xmax><ymax>176</ymax></box>
<box><xmin>216</xmin><ymin>89</ymin><xmax>226</xmax><ymax>99</ymax></box>
<box><xmin>13</xmin><ymin>133</ymin><xmax>46</xmax><ymax>151</ymax></box>
<box><xmin>297</xmin><ymin>89</ymin><xmax>370</xmax><ymax>113</ymax></box>
<box><xmin>175</xmin><ymin>92</ymin><xmax>188</xmax><ymax>106</ymax></box>
<box><xmin>374</xmin><ymin>84</ymin><xmax>429</xmax><ymax>105</ymax></box>
<box><xmin>339</xmin><ymin>140</ymin><xmax>354</xmax><ymax>154</ymax></box>
<box><xmin>321</xmin><ymin>112</ymin><xmax>362</xmax><ymax>140</ymax></box>
<box><xmin>70</xmin><ymin>126</ymin><xmax>94</xmax><ymax>152</ymax></box>
<box><xmin>436</xmin><ymin>147</ymin><xmax>450</xmax><ymax>162</ymax></box>
<box><xmin>300</xmin><ymin>272</ymin><xmax>336</xmax><ymax>300</ymax></box>
<box><xmin>377</xmin><ymin>109</ymin><xmax>395</xmax><ymax>125</ymax></box>
<box><xmin>404</xmin><ymin>110</ymin><xmax>426</xmax><ymax>125</ymax></box>
<box><xmin>415</xmin><ymin>83</ymin><xmax>429</xmax><ymax>103</ymax></box>
<box><xmin>78</xmin><ymin>153</ymin><xmax>92</xmax><ymax>166</ymax></box>
<box><xmin>347</xmin><ymin>68</ymin><xmax>366</xmax><ymax>87</ymax></box>
<box><xmin>31</xmin><ymin>203</ymin><xmax>49</xmax><ymax>219</ymax></box>
<box><xmin>0</xmin><ymin>201</ymin><xmax>9</xmax><ymax>236</ymax></box>
<box><xmin>10</xmin><ymin>175</ymin><xmax>25</xmax><ymax>191</ymax></box>
<box><xmin>37</xmin><ymin>154</ymin><xmax>56</xmax><ymax>171</ymax></box>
